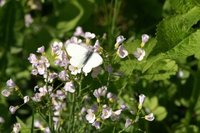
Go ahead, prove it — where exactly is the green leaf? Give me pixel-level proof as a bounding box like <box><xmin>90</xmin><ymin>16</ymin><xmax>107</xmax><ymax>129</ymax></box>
<box><xmin>144</xmin><ymin>97</ymin><xmax>167</xmax><ymax>121</ymax></box>
<box><xmin>153</xmin><ymin>6</ymin><xmax>200</xmax><ymax>55</ymax></box>
<box><xmin>119</xmin><ymin>59</ymin><xmax>141</xmax><ymax>76</ymax></box>
<box><xmin>142</xmin><ymin>53</ymin><xmax>166</xmax><ymax>73</ymax></box>
<box><xmin>144</xmin><ymin>96</ymin><xmax>158</xmax><ymax>110</ymax></box>
<box><xmin>142</xmin><ymin>59</ymin><xmax>178</xmax><ymax>81</ymax></box>
<box><xmin>166</xmin><ymin>30</ymin><xmax>200</xmax><ymax>59</ymax></box>
<box><xmin>192</xmin><ymin>0</ymin><xmax>200</xmax><ymax>5</ymax></box>
<box><xmin>56</xmin><ymin>0</ymin><xmax>95</xmax><ymax>33</ymax></box>
<box><xmin>153</xmin><ymin>106</ymin><xmax>167</xmax><ymax>121</ymax></box>
<box><xmin>16</xmin><ymin>117</ymin><xmax>31</xmax><ymax>133</ymax></box>
<box><xmin>169</xmin><ymin>0</ymin><xmax>197</xmax><ymax>14</ymax></box>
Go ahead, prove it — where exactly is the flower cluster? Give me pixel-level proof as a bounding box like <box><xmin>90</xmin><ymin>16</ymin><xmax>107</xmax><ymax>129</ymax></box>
<box><xmin>133</xmin><ymin>34</ymin><xmax>150</xmax><ymax>61</ymax></box>
<box><xmin>1</xmin><ymin>27</ymin><xmax>154</xmax><ymax>132</ymax></box>
<box><xmin>115</xmin><ymin>35</ymin><xmax>128</xmax><ymax>58</ymax></box>
<box><xmin>115</xmin><ymin>34</ymin><xmax>150</xmax><ymax>61</ymax></box>
<box><xmin>83</xmin><ymin>86</ymin><xmax>124</xmax><ymax>129</ymax></box>
<box><xmin>125</xmin><ymin>94</ymin><xmax>155</xmax><ymax>128</ymax></box>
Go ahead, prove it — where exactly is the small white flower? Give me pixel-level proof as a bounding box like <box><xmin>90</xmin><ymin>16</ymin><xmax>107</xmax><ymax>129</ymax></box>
<box><xmin>69</xmin><ymin>65</ymin><xmax>81</xmax><ymax>75</ymax></box>
<box><xmin>37</xmin><ymin>46</ymin><xmax>45</xmax><ymax>53</ymax></box>
<box><xmin>133</xmin><ymin>48</ymin><xmax>145</xmax><ymax>61</ymax></box>
<box><xmin>125</xmin><ymin>118</ymin><xmax>132</xmax><ymax>128</ymax></box>
<box><xmin>84</xmin><ymin>32</ymin><xmax>96</xmax><ymax>39</ymax></box>
<box><xmin>44</xmin><ymin>72</ymin><xmax>57</xmax><ymax>83</ymax></box>
<box><xmin>177</xmin><ymin>70</ymin><xmax>184</xmax><ymax>78</ymax></box>
<box><xmin>120</xmin><ymin>104</ymin><xmax>127</xmax><ymax>110</ymax></box>
<box><xmin>0</xmin><ymin>0</ymin><xmax>6</xmax><ymax>7</ymax></box>
<box><xmin>39</xmin><ymin>86</ymin><xmax>47</xmax><ymax>96</ymax></box>
<box><xmin>25</xmin><ymin>14</ymin><xmax>33</xmax><ymax>27</ymax></box>
<box><xmin>93</xmin><ymin>40</ymin><xmax>101</xmax><ymax>52</ymax></box>
<box><xmin>141</xmin><ymin>34</ymin><xmax>150</xmax><ymax>47</ymax></box>
<box><xmin>28</xmin><ymin>53</ymin><xmax>38</xmax><ymax>65</ymax></box>
<box><xmin>1</xmin><ymin>89</ymin><xmax>11</xmax><ymax>97</ymax></box>
<box><xmin>80</xmin><ymin>107</ymin><xmax>87</xmax><ymax>115</ymax></box>
<box><xmin>32</xmin><ymin>93</ymin><xmax>42</xmax><ymax>102</ymax></box>
<box><xmin>144</xmin><ymin>113</ymin><xmax>155</xmax><ymax>121</ymax></box>
<box><xmin>51</xmin><ymin>41</ymin><xmax>63</xmax><ymax>55</ymax></box>
<box><xmin>107</xmin><ymin>92</ymin><xmax>117</xmax><ymax>103</ymax></box>
<box><xmin>115</xmin><ymin>35</ymin><xmax>126</xmax><ymax>49</ymax></box>
<box><xmin>74</xmin><ymin>26</ymin><xmax>84</xmax><ymax>37</ymax></box>
<box><xmin>66</xmin><ymin>36</ymin><xmax>82</xmax><ymax>44</ymax></box>
<box><xmin>86</xmin><ymin>109</ymin><xmax>96</xmax><ymax>123</ymax></box>
<box><xmin>64</xmin><ymin>82</ymin><xmax>75</xmax><ymax>93</ymax></box>
<box><xmin>117</xmin><ymin>45</ymin><xmax>128</xmax><ymax>58</ymax></box>
<box><xmin>111</xmin><ymin>109</ymin><xmax>122</xmax><ymax>121</ymax></box>
<box><xmin>113</xmin><ymin>109</ymin><xmax>122</xmax><ymax>115</ymax></box>
<box><xmin>138</xmin><ymin>94</ymin><xmax>145</xmax><ymax>110</ymax></box>
<box><xmin>55</xmin><ymin>90</ymin><xmax>65</xmax><ymax>100</ymax></box>
<box><xmin>9</xmin><ymin>106</ymin><xmax>18</xmax><ymax>114</ymax></box>
<box><xmin>101</xmin><ymin>107</ymin><xmax>112</xmax><ymax>120</ymax></box>
<box><xmin>44</xmin><ymin>127</ymin><xmax>51</xmax><ymax>133</ymax></box>
<box><xmin>6</xmin><ymin>79</ymin><xmax>16</xmax><ymax>89</ymax></box>
<box><xmin>0</xmin><ymin>116</ymin><xmax>5</xmax><ymax>123</ymax></box>
<box><xmin>31</xmin><ymin>69</ymin><xmax>38</xmax><ymax>75</ymax></box>
<box><xmin>93</xmin><ymin>86</ymin><xmax>107</xmax><ymax>99</ymax></box>
<box><xmin>54</xmin><ymin>51</ymin><xmax>69</xmax><ymax>68</ymax></box>
<box><xmin>23</xmin><ymin>96</ymin><xmax>30</xmax><ymax>103</ymax></box>
<box><xmin>34</xmin><ymin>120</ymin><xmax>42</xmax><ymax>128</ymax></box>
<box><xmin>13</xmin><ymin>123</ymin><xmax>21</xmax><ymax>133</ymax></box>
<box><xmin>58</xmin><ymin>70</ymin><xmax>68</xmax><ymax>81</ymax></box>
<box><xmin>92</xmin><ymin>121</ymin><xmax>100</xmax><ymax>129</ymax></box>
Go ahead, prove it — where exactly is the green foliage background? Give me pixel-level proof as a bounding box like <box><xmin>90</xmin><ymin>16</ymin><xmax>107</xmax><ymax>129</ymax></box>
<box><xmin>0</xmin><ymin>0</ymin><xmax>200</xmax><ymax>132</ymax></box>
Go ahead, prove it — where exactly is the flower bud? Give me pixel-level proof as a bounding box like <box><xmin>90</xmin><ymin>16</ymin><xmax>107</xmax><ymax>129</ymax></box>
<box><xmin>138</xmin><ymin>94</ymin><xmax>145</xmax><ymax>110</ymax></box>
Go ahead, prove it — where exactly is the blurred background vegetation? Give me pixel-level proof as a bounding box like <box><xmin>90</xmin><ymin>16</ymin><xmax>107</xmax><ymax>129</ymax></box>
<box><xmin>0</xmin><ymin>0</ymin><xmax>200</xmax><ymax>132</ymax></box>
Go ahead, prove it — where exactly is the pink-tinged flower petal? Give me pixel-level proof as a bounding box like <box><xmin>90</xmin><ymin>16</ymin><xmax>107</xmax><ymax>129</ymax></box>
<box><xmin>145</xmin><ymin>113</ymin><xmax>155</xmax><ymax>121</ymax></box>
<box><xmin>86</xmin><ymin>109</ymin><xmax>96</xmax><ymax>123</ymax></box>
<box><xmin>141</xmin><ymin>34</ymin><xmax>150</xmax><ymax>44</ymax></box>
<box><xmin>115</xmin><ymin>35</ymin><xmax>126</xmax><ymax>49</ymax></box>
<box><xmin>125</xmin><ymin>118</ymin><xmax>132</xmax><ymax>128</ymax></box>
<box><xmin>37</xmin><ymin>46</ymin><xmax>45</xmax><ymax>53</ymax></box>
<box><xmin>64</xmin><ymin>82</ymin><xmax>75</xmax><ymax>93</ymax></box>
<box><xmin>133</xmin><ymin>48</ymin><xmax>145</xmax><ymax>61</ymax></box>
<box><xmin>117</xmin><ymin>45</ymin><xmax>128</xmax><ymax>58</ymax></box>
<box><xmin>138</xmin><ymin>94</ymin><xmax>145</xmax><ymax>110</ymax></box>
<box><xmin>6</xmin><ymin>79</ymin><xmax>16</xmax><ymax>88</ymax></box>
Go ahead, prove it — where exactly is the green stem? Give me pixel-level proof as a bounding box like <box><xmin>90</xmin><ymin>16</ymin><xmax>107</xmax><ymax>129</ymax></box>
<box><xmin>71</xmin><ymin>92</ymin><xmax>76</xmax><ymax>133</ymax></box>
<box><xmin>183</xmin><ymin>61</ymin><xmax>200</xmax><ymax>125</ymax></box>
<box><xmin>111</xmin><ymin>0</ymin><xmax>121</xmax><ymax>35</ymax></box>
<box><xmin>31</xmin><ymin>109</ymin><xmax>34</xmax><ymax>133</ymax></box>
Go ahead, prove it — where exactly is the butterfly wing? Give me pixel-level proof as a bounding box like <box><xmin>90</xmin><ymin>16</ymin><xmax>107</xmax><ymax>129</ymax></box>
<box><xmin>83</xmin><ymin>52</ymin><xmax>103</xmax><ymax>74</ymax></box>
<box><xmin>66</xmin><ymin>43</ymin><xmax>89</xmax><ymax>68</ymax></box>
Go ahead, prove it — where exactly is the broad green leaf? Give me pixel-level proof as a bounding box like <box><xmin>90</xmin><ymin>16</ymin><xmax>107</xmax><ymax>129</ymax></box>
<box><xmin>119</xmin><ymin>59</ymin><xmax>141</xmax><ymax>76</ymax></box>
<box><xmin>153</xmin><ymin>106</ymin><xmax>167</xmax><ymax>121</ymax></box>
<box><xmin>119</xmin><ymin>38</ymin><xmax>157</xmax><ymax>76</ymax></box>
<box><xmin>144</xmin><ymin>96</ymin><xmax>158</xmax><ymax>110</ymax></box>
<box><xmin>153</xmin><ymin>6</ymin><xmax>200</xmax><ymax>55</ymax></box>
<box><xmin>166</xmin><ymin>30</ymin><xmax>200</xmax><ymax>59</ymax></box>
<box><xmin>192</xmin><ymin>0</ymin><xmax>200</xmax><ymax>5</ymax></box>
<box><xmin>142</xmin><ymin>59</ymin><xmax>178</xmax><ymax>81</ymax></box>
<box><xmin>144</xmin><ymin>97</ymin><xmax>167</xmax><ymax>121</ymax></box>
<box><xmin>57</xmin><ymin>0</ymin><xmax>95</xmax><ymax>33</ymax></box>
<box><xmin>169</xmin><ymin>0</ymin><xmax>197</xmax><ymax>14</ymax></box>
<box><xmin>142</xmin><ymin>53</ymin><xmax>166</xmax><ymax>73</ymax></box>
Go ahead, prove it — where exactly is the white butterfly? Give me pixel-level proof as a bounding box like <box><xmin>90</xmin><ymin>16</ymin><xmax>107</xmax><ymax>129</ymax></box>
<box><xmin>66</xmin><ymin>43</ymin><xmax>103</xmax><ymax>74</ymax></box>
